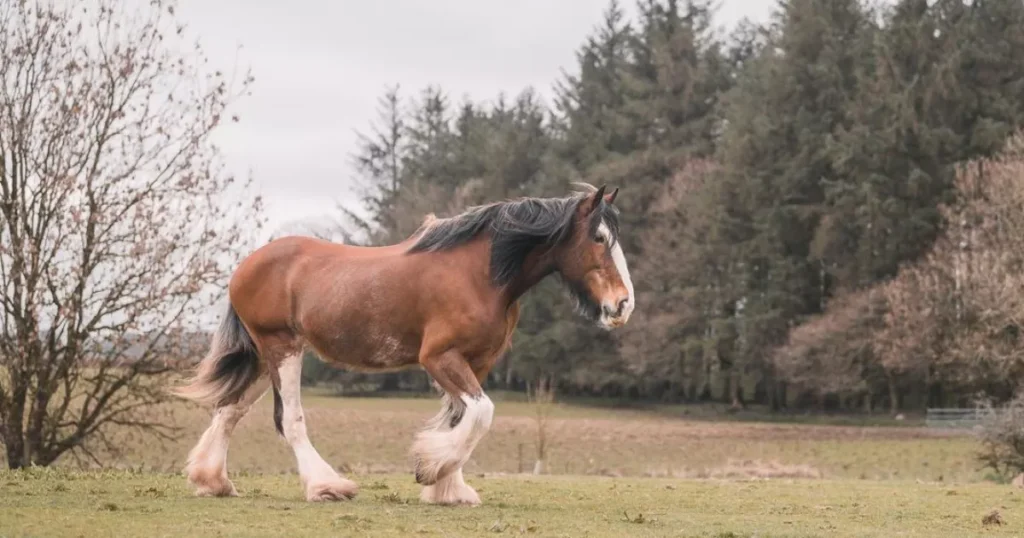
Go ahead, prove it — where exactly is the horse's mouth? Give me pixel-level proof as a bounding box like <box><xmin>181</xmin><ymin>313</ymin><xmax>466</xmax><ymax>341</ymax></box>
<box><xmin>597</xmin><ymin>314</ymin><xmax>629</xmax><ymax>330</ymax></box>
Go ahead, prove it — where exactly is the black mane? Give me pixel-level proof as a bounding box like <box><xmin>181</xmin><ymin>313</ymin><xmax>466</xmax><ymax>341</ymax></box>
<box><xmin>406</xmin><ymin>191</ymin><xmax>620</xmax><ymax>286</ymax></box>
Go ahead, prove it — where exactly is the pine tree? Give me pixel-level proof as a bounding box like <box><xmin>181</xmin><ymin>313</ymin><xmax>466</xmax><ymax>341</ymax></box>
<box><xmin>342</xmin><ymin>86</ymin><xmax>407</xmax><ymax>243</ymax></box>
<box><xmin>551</xmin><ymin>0</ymin><xmax>634</xmax><ymax>175</ymax></box>
<box><xmin>712</xmin><ymin>0</ymin><xmax>875</xmax><ymax>406</ymax></box>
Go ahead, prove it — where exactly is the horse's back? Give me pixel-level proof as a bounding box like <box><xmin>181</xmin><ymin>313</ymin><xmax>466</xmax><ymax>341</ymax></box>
<box><xmin>228</xmin><ymin>236</ymin><xmax>399</xmax><ymax>331</ymax></box>
<box><xmin>227</xmin><ymin>235</ymin><xmax>425</xmax><ymax>363</ymax></box>
<box><xmin>227</xmin><ymin>233</ymin><xmax>511</xmax><ymax>371</ymax></box>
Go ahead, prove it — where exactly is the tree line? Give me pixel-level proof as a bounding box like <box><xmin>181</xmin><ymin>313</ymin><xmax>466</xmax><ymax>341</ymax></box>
<box><xmin>302</xmin><ymin>0</ymin><xmax>1024</xmax><ymax>414</ymax></box>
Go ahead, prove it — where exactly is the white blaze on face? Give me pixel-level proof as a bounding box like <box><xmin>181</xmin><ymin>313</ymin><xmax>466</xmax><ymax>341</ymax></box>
<box><xmin>597</xmin><ymin>220</ymin><xmax>635</xmax><ymax>327</ymax></box>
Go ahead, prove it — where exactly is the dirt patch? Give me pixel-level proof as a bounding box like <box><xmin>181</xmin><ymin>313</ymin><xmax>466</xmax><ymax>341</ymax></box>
<box><xmin>699</xmin><ymin>459</ymin><xmax>824</xmax><ymax>480</ymax></box>
<box><xmin>982</xmin><ymin>509</ymin><xmax>1005</xmax><ymax>527</ymax></box>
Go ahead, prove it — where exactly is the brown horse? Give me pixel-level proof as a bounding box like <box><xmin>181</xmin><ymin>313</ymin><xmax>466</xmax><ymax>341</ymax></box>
<box><xmin>172</xmin><ymin>183</ymin><xmax>634</xmax><ymax>506</ymax></box>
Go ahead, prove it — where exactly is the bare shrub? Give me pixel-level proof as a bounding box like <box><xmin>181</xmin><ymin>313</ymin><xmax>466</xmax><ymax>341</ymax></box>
<box><xmin>976</xmin><ymin>394</ymin><xmax>1024</xmax><ymax>479</ymax></box>
<box><xmin>773</xmin><ymin>288</ymin><xmax>887</xmax><ymax>408</ymax></box>
<box><xmin>872</xmin><ymin>133</ymin><xmax>1024</xmax><ymax>406</ymax></box>
<box><xmin>526</xmin><ymin>377</ymin><xmax>556</xmax><ymax>474</ymax></box>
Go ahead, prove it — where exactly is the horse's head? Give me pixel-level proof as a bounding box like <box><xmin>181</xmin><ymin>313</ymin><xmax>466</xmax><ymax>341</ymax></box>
<box><xmin>553</xmin><ymin>185</ymin><xmax>634</xmax><ymax>330</ymax></box>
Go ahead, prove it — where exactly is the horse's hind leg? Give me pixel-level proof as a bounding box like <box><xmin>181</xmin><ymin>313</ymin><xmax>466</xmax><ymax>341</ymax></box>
<box><xmin>412</xmin><ymin>351</ymin><xmax>494</xmax><ymax>506</ymax></box>
<box><xmin>186</xmin><ymin>375</ymin><xmax>270</xmax><ymax>497</ymax></box>
<box><xmin>273</xmin><ymin>352</ymin><xmax>358</xmax><ymax>502</ymax></box>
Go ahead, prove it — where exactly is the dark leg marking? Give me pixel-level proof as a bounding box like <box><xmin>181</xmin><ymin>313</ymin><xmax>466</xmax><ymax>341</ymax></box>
<box><xmin>446</xmin><ymin>397</ymin><xmax>466</xmax><ymax>428</ymax></box>
<box><xmin>273</xmin><ymin>386</ymin><xmax>284</xmax><ymax>436</ymax></box>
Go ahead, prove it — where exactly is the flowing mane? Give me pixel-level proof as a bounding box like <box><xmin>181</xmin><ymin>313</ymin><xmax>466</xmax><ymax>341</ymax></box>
<box><xmin>406</xmin><ymin>190</ymin><xmax>620</xmax><ymax>286</ymax></box>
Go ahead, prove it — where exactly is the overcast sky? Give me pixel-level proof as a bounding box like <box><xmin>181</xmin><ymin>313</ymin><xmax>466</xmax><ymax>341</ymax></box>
<box><xmin>174</xmin><ymin>0</ymin><xmax>775</xmax><ymax>240</ymax></box>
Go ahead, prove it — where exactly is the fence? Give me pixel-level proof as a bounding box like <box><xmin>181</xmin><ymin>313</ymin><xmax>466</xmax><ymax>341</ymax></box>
<box><xmin>925</xmin><ymin>407</ymin><xmax>1001</xmax><ymax>429</ymax></box>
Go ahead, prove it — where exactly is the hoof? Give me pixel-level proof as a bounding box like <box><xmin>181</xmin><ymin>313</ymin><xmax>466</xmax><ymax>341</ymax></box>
<box><xmin>194</xmin><ymin>482</ymin><xmax>238</xmax><ymax>498</ymax></box>
<box><xmin>420</xmin><ymin>473</ymin><xmax>481</xmax><ymax>506</ymax></box>
<box><xmin>188</xmin><ymin>468</ymin><xmax>238</xmax><ymax>498</ymax></box>
<box><xmin>421</xmin><ymin>487</ymin><xmax>481</xmax><ymax>506</ymax></box>
<box><xmin>306</xmin><ymin>478</ymin><xmax>359</xmax><ymax>502</ymax></box>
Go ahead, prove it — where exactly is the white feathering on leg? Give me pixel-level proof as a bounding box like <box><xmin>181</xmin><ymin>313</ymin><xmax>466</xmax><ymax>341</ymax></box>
<box><xmin>420</xmin><ymin>468</ymin><xmax>481</xmax><ymax>506</ymax></box>
<box><xmin>413</xmin><ymin>392</ymin><xmax>494</xmax><ymax>487</ymax></box>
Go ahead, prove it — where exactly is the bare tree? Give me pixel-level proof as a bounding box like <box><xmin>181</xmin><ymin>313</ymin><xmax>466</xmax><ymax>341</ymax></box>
<box><xmin>773</xmin><ymin>288</ymin><xmax>887</xmax><ymax>410</ymax></box>
<box><xmin>0</xmin><ymin>0</ymin><xmax>260</xmax><ymax>468</ymax></box>
<box><xmin>872</xmin><ymin>133</ymin><xmax>1024</xmax><ymax>408</ymax></box>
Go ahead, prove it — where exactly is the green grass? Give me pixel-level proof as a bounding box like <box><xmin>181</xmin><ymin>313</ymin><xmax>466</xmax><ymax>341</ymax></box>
<box><xmin>0</xmin><ymin>468</ymin><xmax>1019</xmax><ymax>537</ymax></box>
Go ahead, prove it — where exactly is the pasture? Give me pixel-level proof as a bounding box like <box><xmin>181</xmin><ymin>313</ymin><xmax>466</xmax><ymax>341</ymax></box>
<box><xmin>0</xmin><ymin>390</ymin><xmax>1018</xmax><ymax>536</ymax></box>
<box><xmin>2</xmin><ymin>470</ymin><xmax>1021</xmax><ymax>537</ymax></box>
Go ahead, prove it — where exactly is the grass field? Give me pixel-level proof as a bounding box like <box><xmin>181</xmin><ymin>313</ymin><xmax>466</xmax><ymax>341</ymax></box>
<box><xmin>0</xmin><ymin>390</ymin><xmax>1015</xmax><ymax>536</ymax></box>
<box><xmin>1</xmin><ymin>469</ymin><xmax>1020</xmax><ymax>537</ymax></box>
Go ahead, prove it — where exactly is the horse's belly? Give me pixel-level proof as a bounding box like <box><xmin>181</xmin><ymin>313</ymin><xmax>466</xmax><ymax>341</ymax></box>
<box><xmin>296</xmin><ymin>261</ymin><xmax>423</xmax><ymax>371</ymax></box>
<box><xmin>309</xmin><ymin>327</ymin><xmax>421</xmax><ymax>372</ymax></box>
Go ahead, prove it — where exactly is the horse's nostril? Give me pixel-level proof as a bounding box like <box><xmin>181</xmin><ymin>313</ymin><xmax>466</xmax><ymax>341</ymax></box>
<box><xmin>616</xmin><ymin>298</ymin><xmax>628</xmax><ymax>316</ymax></box>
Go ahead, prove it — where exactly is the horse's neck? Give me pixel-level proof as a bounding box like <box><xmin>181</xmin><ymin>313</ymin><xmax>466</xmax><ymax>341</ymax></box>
<box><xmin>500</xmin><ymin>246</ymin><xmax>556</xmax><ymax>305</ymax></box>
<box><xmin>436</xmin><ymin>235</ymin><xmax>555</xmax><ymax>307</ymax></box>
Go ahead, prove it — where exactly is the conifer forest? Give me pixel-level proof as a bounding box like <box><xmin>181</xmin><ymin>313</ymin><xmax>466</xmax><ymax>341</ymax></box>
<box><xmin>303</xmin><ymin>0</ymin><xmax>1024</xmax><ymax>415</ymax></box>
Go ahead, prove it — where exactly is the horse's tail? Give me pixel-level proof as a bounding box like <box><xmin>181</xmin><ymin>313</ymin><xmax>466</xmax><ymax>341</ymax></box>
<box><xmin>172</xmin><ymin>303</ymin><xmax>262</xmax><ymax>408</ymax></box>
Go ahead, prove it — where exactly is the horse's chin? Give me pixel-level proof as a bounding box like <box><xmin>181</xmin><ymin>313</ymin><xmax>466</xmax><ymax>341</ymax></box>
<box><xmin>596</xmin><ymin>314</ymin><xmax>629</xmax><ymax>331</ymax></box>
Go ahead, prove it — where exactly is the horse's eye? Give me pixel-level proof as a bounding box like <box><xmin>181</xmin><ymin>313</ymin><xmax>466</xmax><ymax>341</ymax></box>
<box><xmin>594</xmin><ymin>234</ymin><xmax>605</xmax><ymax>244</ymax></box>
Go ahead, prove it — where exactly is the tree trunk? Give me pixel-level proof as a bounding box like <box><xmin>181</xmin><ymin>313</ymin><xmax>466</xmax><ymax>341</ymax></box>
<box><xmin>4</xmin><ymin>430</ymin><xmax>25</xmax><ymax>470</ymax></box>
<box><xmin>729</xmin><ymin>371</ymin><xmax>744</xmax><ymax>410</ymax></box>
<box><xmin>699</xmin><ymin>377</ymin><xmax>713</xmax><ymax>401</ymax></box>
<box><xmin>764</xmin><ymin>368</ymin><xmax>780</xmax><ymax>411</ymax></box>
<box><xmin>887</xmin><ymin>372</ymin><xmax>900</xmax><ymax>415</ymax></box>
<box><xmin>776</xmin><ymin>381</ymin><xmax>788</xmax><ymax>410</ymax></box>
<box><xmin>25</xmin><ymin>385</ymin><xmax>52</xmax><ymax>467</ymax></box>
<box><xmin>721</xmin><ymin>371</ymin><xmax>732</xmax><ymax>405</ymax></box>
<box><xmin>504</xmin><ymin>361</ymin><xmax>514</xmax><ymax>390</ymax></box>
<box><xmin>4</xmin><ymin>383</ymin><xmax>28</xmax><ymax>469</ymax></box>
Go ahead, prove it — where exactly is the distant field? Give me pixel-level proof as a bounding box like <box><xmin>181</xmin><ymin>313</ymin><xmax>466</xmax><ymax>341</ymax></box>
<box><xmin>55</xmin><ymin>389</ymin><xmax>985</xmax><ymax>484</ymax></box>
<box><xmin>1</xmin><ymin>469</ymin><xmax>1020</xmax><ymax>537</ymax></box>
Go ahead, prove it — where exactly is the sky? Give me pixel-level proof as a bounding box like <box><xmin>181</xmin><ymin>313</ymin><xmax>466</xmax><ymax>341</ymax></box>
<box><xmin>173</xmin><ymin>0</ymin><xmax>776</xmax><ymax>240</ymax></box>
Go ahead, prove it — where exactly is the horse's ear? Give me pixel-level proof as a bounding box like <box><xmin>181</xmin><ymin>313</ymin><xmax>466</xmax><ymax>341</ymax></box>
<box><xmin>605</xmin><ymin>187</ymin><xmax>619</xmax><ymax>205</ymax></box>
<box><xmin>587</xmin><ymin>185</ymin><xmax>607</xmax><ymax>214</ymax></box>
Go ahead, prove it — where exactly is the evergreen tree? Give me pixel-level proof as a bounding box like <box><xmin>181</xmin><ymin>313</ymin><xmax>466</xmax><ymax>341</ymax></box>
<box><xmin>783</xmin><ymin>0</ymin><xmax>1024</xmax><ymax>409</ymax></box>
<box><xmin>712</xmin><ymin>0</ymin><xmax>875</xmax><ymax>406</ymax></box>
<box><xmin>319</xmin><ymin>0</ymin><xmax>1024</xmax><ymax>410</ymax></box>
<box><xmin>342</xmin><ymin>86</ymin><xmax>407</xmax><ymax>244</ymax></box>
<box><xmin>551</xmin><ymin>0</ymin><xmax>635</xmax><ymax>175</ymax></box>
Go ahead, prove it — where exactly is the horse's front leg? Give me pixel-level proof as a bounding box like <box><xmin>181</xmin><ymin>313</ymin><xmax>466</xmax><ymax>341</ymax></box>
<box><xmin>412</xmin><ymin>350</ymin><xmax>493</xmax><ymax>506</ymax></box>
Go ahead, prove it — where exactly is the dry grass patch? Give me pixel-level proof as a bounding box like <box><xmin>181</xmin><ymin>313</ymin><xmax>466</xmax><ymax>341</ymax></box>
<box><xmin>41</xmin><ymin>393</ymin><xmax>983</xmax><ymax>484</ymax></box>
